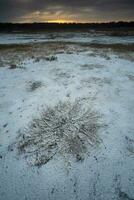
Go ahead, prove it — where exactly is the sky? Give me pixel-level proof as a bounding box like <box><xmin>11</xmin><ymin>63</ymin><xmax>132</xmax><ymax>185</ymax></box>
<box><xmin>0</xmin><ymin>0</ymin><xmax>134</xmax><ymax>23</ymax></box>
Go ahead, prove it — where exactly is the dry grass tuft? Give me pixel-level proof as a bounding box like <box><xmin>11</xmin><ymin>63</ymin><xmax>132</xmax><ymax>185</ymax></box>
<box><xmin>17</xmin><ymin>100</ymin><xmax>103</xmax><ymax>167</ymax></box>
<box><xmin>27</xmin><ymin>81</ymin><xmax>43</xmax><ymax>92</ymax></box>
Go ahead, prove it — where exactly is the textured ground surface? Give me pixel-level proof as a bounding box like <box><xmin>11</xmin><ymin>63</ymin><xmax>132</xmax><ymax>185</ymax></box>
<box><xmin>0</xmin><ymin>32</ymin><xmax>134</xmax><ymax>200</ymax></box>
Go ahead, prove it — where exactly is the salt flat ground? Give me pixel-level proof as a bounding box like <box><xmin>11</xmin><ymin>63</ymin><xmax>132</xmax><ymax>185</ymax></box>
<box><xmin>0</xmin><ymin>32</ymin><xmax>134</xmax><ymax>200</ymax></box>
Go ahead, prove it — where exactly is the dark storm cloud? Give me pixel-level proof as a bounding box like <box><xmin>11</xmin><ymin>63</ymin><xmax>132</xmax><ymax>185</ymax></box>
<box><xmin>0</xmin><ymin>0</ymin><xmax>134</xmax><ymax>22</ymax></box>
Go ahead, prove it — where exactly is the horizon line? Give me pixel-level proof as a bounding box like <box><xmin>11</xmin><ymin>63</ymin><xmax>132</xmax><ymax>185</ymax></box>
<box><xmin>0</xmin><ymin>21</ymin><xmax>134</xmax><ymax>25</ymax></box>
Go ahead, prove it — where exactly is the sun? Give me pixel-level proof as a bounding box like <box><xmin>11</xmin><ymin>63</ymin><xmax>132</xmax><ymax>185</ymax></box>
<box><xmin>47</xmin><ymin>19</ymin><xmax>74</xmax><ymax>24</ymax></box>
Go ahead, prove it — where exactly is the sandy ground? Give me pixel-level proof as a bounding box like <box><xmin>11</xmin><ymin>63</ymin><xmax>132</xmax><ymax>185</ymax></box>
<box><xmin>0</xmin><ymin>32</ymin><xmax>134</xmax><ymax>200</ymax></box>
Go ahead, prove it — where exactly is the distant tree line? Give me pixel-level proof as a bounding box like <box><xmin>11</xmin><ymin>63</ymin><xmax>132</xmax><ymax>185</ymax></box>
<box><xmin>0</xmin><ymin>21</ymin><xmax>133</xmax><ymax>33</ymax></box>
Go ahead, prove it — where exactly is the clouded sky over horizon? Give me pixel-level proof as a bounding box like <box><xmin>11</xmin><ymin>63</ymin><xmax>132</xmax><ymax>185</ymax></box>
<box><xmin>0</xmin><ymin>0</ymin><xmax>134</xmax><ymax>23</ymax></box>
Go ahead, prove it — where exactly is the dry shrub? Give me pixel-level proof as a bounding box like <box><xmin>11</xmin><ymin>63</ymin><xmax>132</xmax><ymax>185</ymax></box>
<box><xmin>17</xmin><ymin>99</ymin><xmax>103</xmax><ymax>167</ymax></box>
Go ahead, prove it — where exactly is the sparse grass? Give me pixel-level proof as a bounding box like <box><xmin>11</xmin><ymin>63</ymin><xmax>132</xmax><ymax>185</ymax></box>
<box><xmin>88</xmin><ymin>48</ymin><xmax>111</xmax><ymax>60</ymax></box>
<box><xmin>118</xmin><ymin>189</ymin><xmax>134</xmax><ymax>200</ymax></box>
<box><xmin>56</xmin><ymin>71</ymin><xmax>71</xmax><ymax>79</ymax></box>
<box><xmin>127</xmin><ymin>75</ymin><xmax>134</xmax><ymax>81</ymax></box>
<box><xmin>83</xmin><ymin>43</ymin><xmax>134</xmax><ymax>52</ymax></box>
<box><xmin>27</xmin><ymin>81</ymin><xmax>42</xmax><ymax>92</ymax></box>
<box><xmin>53</xmin><ymin>70</ymin><xmax>71</xmax><ymax>85</ymax></box>
<box><xmin>81</xmin><ymin>64</ymin><xmax>105</xmax><ymax>70</ymax></box>
<box><xmin>34</xmin><ymin>55</ymin><xmax>57</xmax><ymax>62</ymax></box>
<box><xmin>0</xmin><ymin>59</ymin><xmax>5</xmax><ymax>67</ymax></box>
<box><xmin>8</xmin><ymin>62</ymin><xmax>26</xmax><ymax>70</ymax></box>
<box><xmin>0</xmin><ymin>42</ymin><xmax>133</xmax><ymax>66</ymax></box>
<box><xmin>105</xmin><ymin>30</ymin><xmax>134</xmax><ymax>37</ymax></box>
<box><xmin>17</xmin><ymin>99</ymin><xmax>103</xmax><ymax>166</ymax></box>
<box><xmin>0</xmin><ymin>44</ymin><xmax>31</xmax><ymax>51</ymax></box>
<box><xmin>84</xmin><ymin>43</ymin><xmax>134</xmax><ymax>61</ymax></box>
<box><xmin>127</xmin><ymin>146</ymin><xmax>134</xmax><ymax>155</ymax></box>
<box><xmin>0</xmin><ymin>43</ymin><xmax>60</xmax><ymax>67</ymax></box>
<box><xmin>81</xmin><ymin>77</ymin><xmax>111</xmax><ymax>88</ymax></box>
<box><xmin>0</xmin><ymin>42</ymin><xmax>133</xmax><ymax>54</ymax></box>
<box><xmin>125</xmin><ymin>136</ymin><xmax>134</xmax><ymax>156</ymax></box>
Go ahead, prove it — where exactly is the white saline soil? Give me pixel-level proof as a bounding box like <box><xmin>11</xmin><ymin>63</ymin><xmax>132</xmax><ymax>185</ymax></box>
<box><xmin>0</xmin><ymin>33</ymin><xmax>134</xmax><ymax>200</ymax></box>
